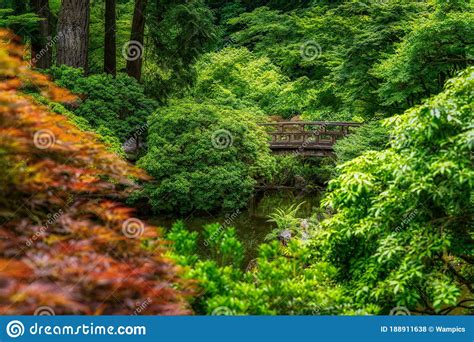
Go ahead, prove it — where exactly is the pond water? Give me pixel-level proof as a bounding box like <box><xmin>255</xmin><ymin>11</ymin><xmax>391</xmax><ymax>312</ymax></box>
<box><xmin>150</xmin><ymin>190</ymin><xmax>322</xmax><ymax>265</ymax></box>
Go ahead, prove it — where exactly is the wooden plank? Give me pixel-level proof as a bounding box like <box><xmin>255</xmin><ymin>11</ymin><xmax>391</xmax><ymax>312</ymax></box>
<box><xmin>269</xmin><ymin>144</ymin><xmax>333</xmax><ymax>150</ymax></box>
<box><xmin>259</xmin><ymin>121</ymin><xmax>362</xmax><ymax>127</ymax></box>
<box><xmin>268</xmin><ymin>131</ymin><xmax>345</xmax><ymax>137</ymax></box>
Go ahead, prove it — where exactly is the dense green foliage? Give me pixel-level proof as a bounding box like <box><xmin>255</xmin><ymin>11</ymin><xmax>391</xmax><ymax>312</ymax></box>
<box><xmin>374</xmin><ymin>2</ymin><xmax>473</xmax><ymax>109</ymax></box>
<box><xmin>88</xmin><ymin>0</ymin><xmax>136</xmax><ymax>73</ymax></box>
<box><xmin>144</xmin><ymin>0</ymin><xmax>218</xmax><ymax>97</ymax></box>
<box><xmin>227</xmin><ymin>0</ymin><xmax>473</xmax><ymax>119</ymax></box>
<box><xmin>313</xmin><ymin>68</ymin><xmax>473</xmax><ymax>314</ymax></box>
<box><xmin>0</xmin><ymin>8</ymin><xmax>39</xmax><ymax>39</ymax></box>
<box><xmin>3</xmin><ymin>0</ymin><xmax>472</xmax><ymax>317</ymax></box>
<box><xmin>30</xmin><ymin>92</ymin><xmax>124</xmax><ymax>155</ymax></box>
<box><xmin>49</xmin><ymin>65</ymin><xmax>157</xmax><ymax>143</ymax></box>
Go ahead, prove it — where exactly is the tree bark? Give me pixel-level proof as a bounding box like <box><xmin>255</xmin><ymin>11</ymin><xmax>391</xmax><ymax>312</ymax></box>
<box><xmin>104</xmin><ymin>0</ymin><xmax>116</xmax><ymax>75</ymax></box>
<box><xmin>126</xmin><ymin>0</ymin><xmax>148</xmax><ymax>81</ymax></box>
<box><xmin>30</xmin><ymin>0</ymin><xmax>52</xmax><ymax>69</ymax></box>
<box><xmin>57</xmin><ymin>0</ymin><xmax>90</xmax><ymax>73</ymax></box>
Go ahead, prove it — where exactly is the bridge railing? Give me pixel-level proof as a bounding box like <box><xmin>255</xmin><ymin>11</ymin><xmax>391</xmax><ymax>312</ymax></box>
<box><xmin>259</xmin><ymin>121</ymin><xmax>361</xmax><ymax>147</ymax></box>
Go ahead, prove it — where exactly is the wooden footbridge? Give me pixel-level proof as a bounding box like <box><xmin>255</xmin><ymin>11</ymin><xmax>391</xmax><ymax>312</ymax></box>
<box><xmin>260</xmin><ymin>121</ymin><xmax>361</xmax><ymax>156</ymax></box>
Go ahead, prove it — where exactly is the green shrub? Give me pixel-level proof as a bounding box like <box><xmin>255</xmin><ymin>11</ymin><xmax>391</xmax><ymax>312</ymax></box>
<box><xmin>29</xmin><ymin>93</ymin><xmax>124</xmax><ymax>155</ymax></box>
<box><xmin>48</xmin><ymin>65</ymin><xmax>157</xmax><ymax>143</ymax></box>
<box><xmin>313</xmin><ymin>68</ymin><xmax>474</xmax><ymax>314</ymax></box>
<box><xmin>265</xmin><ymin>202</ymin><xmax>305</xmax><ymax>242</ymax></box>
<box><xmin>138</xmin><ymin>99</ymin><xmax>276</xmax><ymax>214</ymax></box>
<box><xmin>269</xmin><ymin>154</ymin><xmax>336</xmax><ymax>187</ymax></box>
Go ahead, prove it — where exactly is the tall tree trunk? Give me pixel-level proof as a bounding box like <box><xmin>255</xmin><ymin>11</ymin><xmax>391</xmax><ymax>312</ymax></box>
<box><xmin>126</xmin><ymin>0</ymin><xmax>147</xmax><ymax>81</ymax></box>
<box><xmin>57</xmin><ymin>0</ymin><xmax>90</xmax><ymax>73</ymax></box>
<box><xmin>30</xmin><ymin>0</ymin><xmax>52</xmax><ymax>69</ymax></box>
<box><xmin>104</xmin><ymin>0</ymin><xmax>116</xmax><ymax>75</ymax></box>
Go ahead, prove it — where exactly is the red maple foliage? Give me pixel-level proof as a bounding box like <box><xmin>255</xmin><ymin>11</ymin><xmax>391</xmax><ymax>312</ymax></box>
<box><xmin>0</xmin><ymin>30</ymin><xmax>192</xmax><ymax>315</ymax></box>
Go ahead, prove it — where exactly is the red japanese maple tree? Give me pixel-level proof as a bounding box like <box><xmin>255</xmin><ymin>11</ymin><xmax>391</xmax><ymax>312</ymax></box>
<box><xmin>0</xmin><ymin>30</ymin><xmax>191</xmax><ymax>315</ymax></box>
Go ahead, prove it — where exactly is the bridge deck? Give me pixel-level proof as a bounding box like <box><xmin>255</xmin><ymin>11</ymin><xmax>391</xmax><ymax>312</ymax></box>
<box><xmin>260</xmin><ymin>121</ymin><xmax>361</xmax><ymax>156</ymax></box>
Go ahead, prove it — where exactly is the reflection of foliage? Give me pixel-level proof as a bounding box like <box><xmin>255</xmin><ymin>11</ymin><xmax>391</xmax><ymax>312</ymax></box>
<box><xmin>0</xmin><ymin>31</ymin><xmax>189</xmax><ymax>315</ymax></box>
<box><xmin>314</xmin><ymin>68</ymin><xmax>474</xmax><ymax>314</ymax></box>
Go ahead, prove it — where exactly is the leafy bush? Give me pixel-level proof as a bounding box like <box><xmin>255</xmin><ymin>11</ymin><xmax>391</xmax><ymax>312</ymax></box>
<box><xmin>271</xmin><ymin>154</ymin><xmax>336</xmax><ymax>186</ymax></box>
<box><xmin>229</xmin><ymin>2</ymin><xmax>471</xmax><ymax>119</ymax></box>
<box><xmin>29</xmin><ymin>93</ymin><xmax>124</xmax><ymax>155</ymax></box>
<box><xmin>0</xmin><ymin>31</ymin><xmax>189</xmax><ymax>315</ymax></box>
<box><xmin>265</xmin><ymin>202</ymin><xmax>305</xmax><ymax>242</ymax></box>
<box><xmin>138</xmin><ymin>99</ymin><xmax>275</xmax><ymax>214</ymax></box>
<box><xmin>313</xmin><ymin>67</ymin><xmax>474</xmax><ymax>314</ymax></box>
<box><xmin>48</xmin><ymin>65</ymin><xmax>158</xmax><ymax>143</ymax></box>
